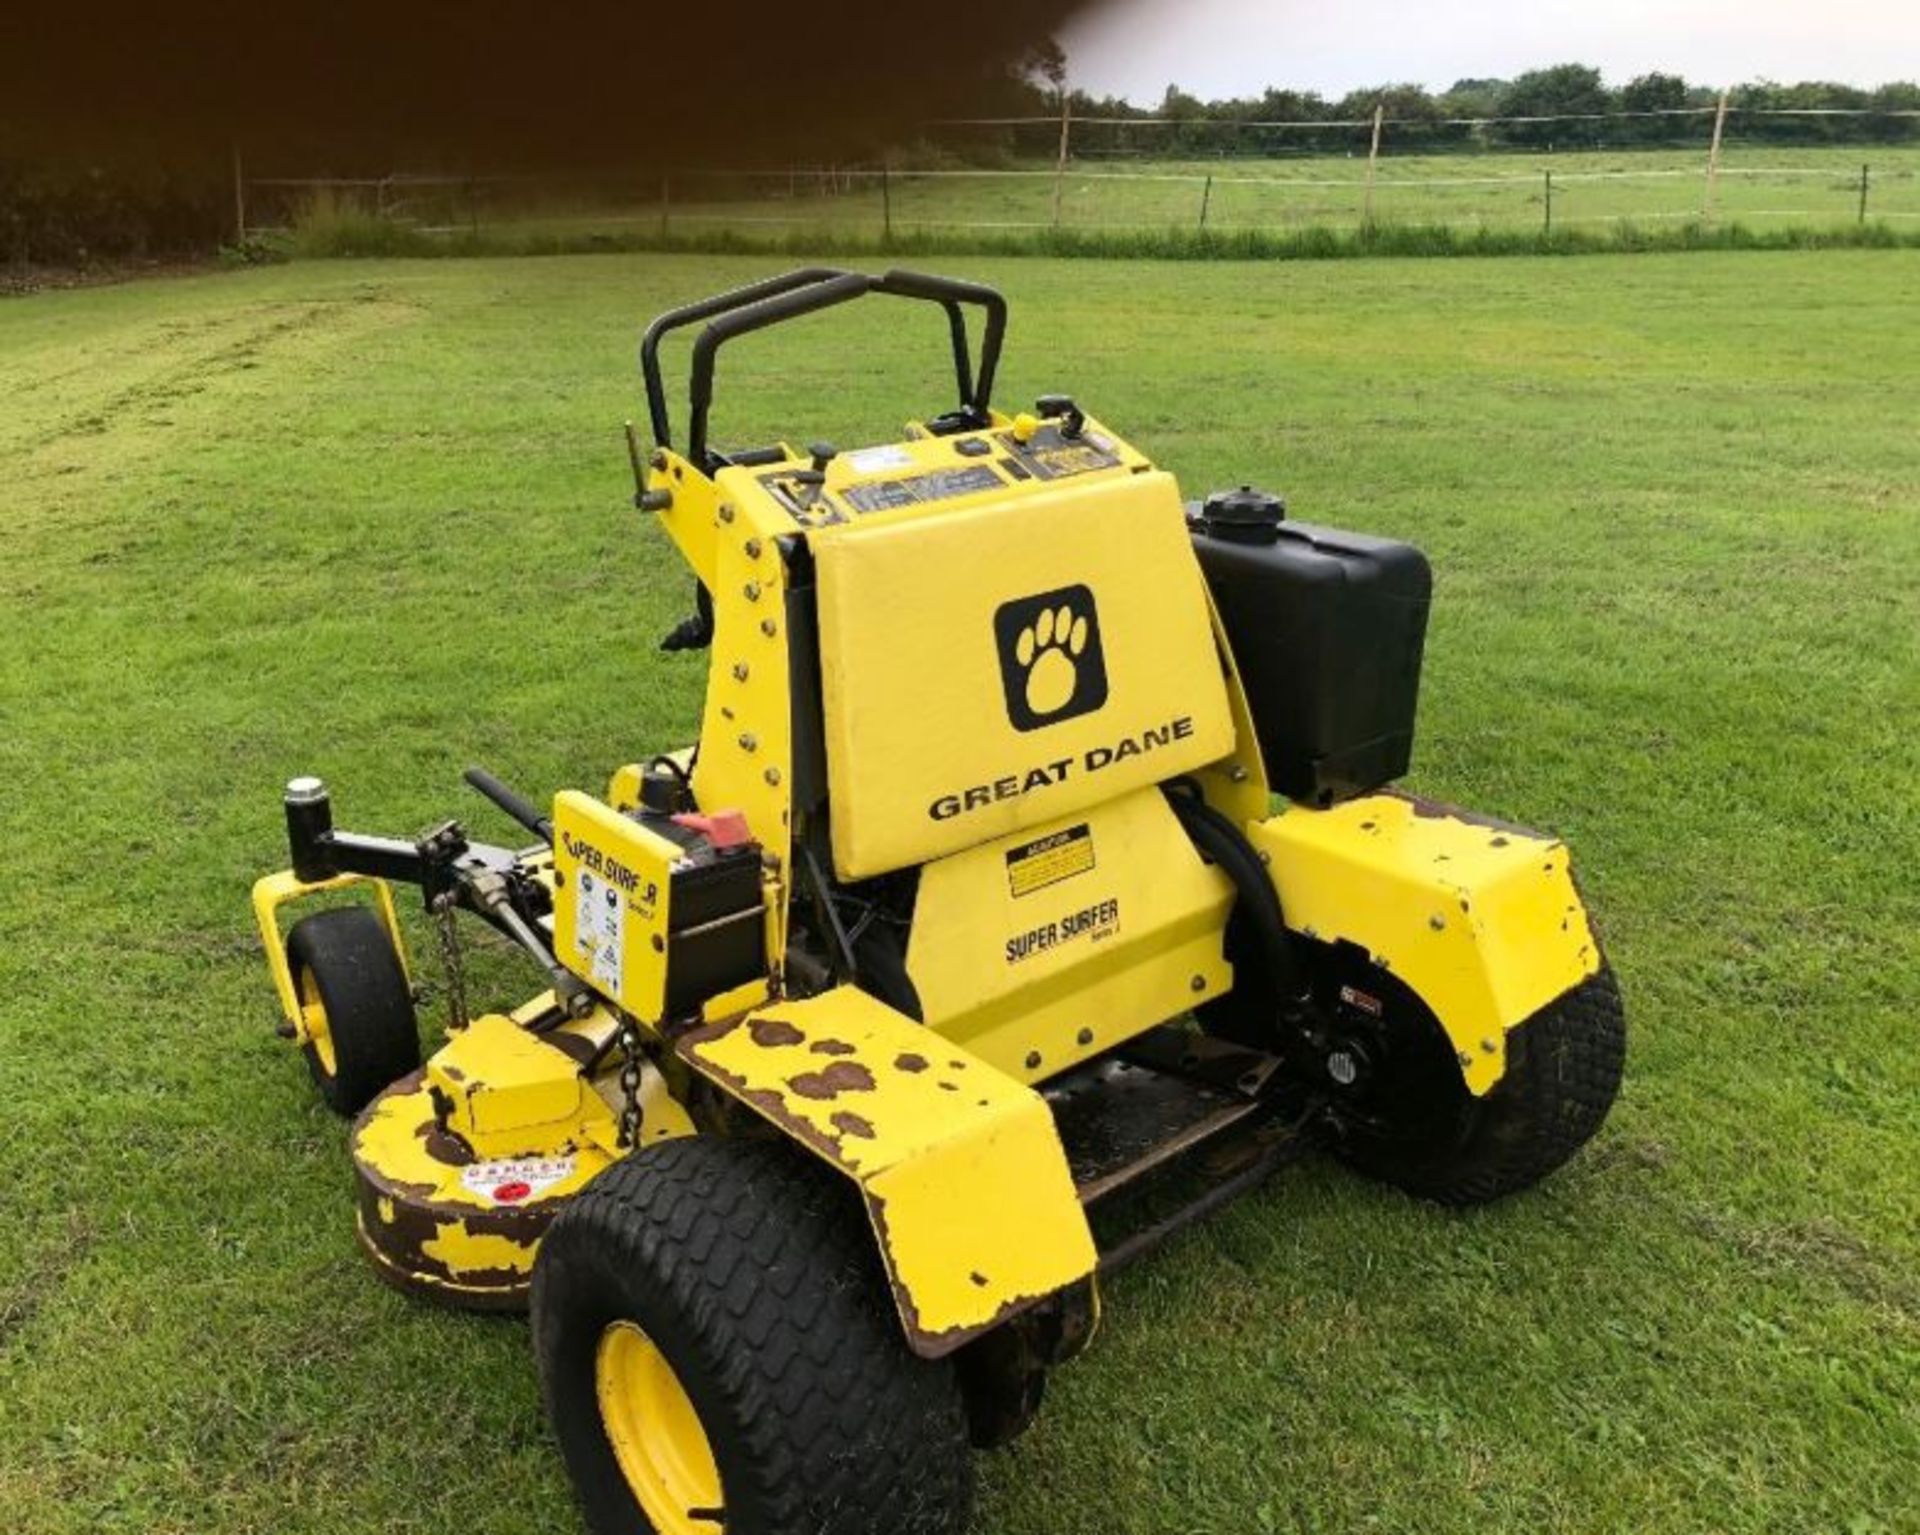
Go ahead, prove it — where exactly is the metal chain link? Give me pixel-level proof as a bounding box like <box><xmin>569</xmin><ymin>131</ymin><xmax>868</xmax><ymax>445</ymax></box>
<box><xmin>617</xmin><ymin>1014</ymin><xmax>644</xmax><ymax>1150</ymax></box>
<box><xmin>430</xmin><ymin>892</ymin><xmax>470</xmax><ymax>1032</ymax></box>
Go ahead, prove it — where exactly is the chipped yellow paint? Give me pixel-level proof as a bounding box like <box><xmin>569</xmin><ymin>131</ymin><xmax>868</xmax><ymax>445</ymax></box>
<box><xmin>424</xmin><ymin>1013</ymin><xmax>615</xmax><ymax>1158</ymax></box>
<box><xmin>421</xmin><ymin>1221</ymin><xmax>538</xmax><ymax>1282</ymax></box>
<box><xmin>1247</xmin><ymin>791</ymin><xmax>1602</xmax><ymax>1095</ymax></box>
<box><xmin>677</xmin><ymin>986</ymin><xmax>1096</xmax><ymax>1357</ymax></box>
<box><xmin>354</xmin><ymin>1069</ymin><xmax>615</xmax><ymax>1209</ymax></box>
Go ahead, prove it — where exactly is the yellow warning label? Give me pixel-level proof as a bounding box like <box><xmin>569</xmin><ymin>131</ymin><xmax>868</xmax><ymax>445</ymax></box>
<box><xmin>1006</xmin><ymin>824</ymin><xmax>1095</xmax><ymax>898</ymax></box>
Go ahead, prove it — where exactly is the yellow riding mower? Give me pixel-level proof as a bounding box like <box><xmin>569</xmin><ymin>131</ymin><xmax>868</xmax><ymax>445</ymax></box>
<box><xmin>252</xmin><ymin>268</ymin><xmax>1623</xmax><ymax>1535</ymax></box>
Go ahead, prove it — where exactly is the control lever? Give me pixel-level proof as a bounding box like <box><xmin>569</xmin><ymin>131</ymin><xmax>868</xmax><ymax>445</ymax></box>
<box><xmin>463</xmin><ymin>765</ymin><xmax>552</xmax><ymax>842</ymax></box>
<box><xmin>1035</xmin><ymin>394</ymin><xmax>1086</xmax><ymax>439</ymax></box>
<box><xmin>462</xmin><ymin>866</ymin><xmax>597</xmax><ymax>1019</ymax></box>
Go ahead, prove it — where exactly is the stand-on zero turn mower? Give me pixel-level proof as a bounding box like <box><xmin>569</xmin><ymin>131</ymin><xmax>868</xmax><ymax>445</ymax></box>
<box><xmin>252</xmin><ymin>268</ymin><xmax>1624</xmax><ymax>1535</ymax></box>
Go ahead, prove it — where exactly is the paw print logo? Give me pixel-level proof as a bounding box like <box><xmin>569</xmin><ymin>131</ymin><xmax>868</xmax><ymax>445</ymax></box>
<box><xmin>993</xmin><ymin>584</ymin><xmax>1108</xmax><ymax>731</ymax></box>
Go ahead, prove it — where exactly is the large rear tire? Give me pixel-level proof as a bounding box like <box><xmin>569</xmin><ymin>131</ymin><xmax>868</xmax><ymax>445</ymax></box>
<box><xmin>1332</xmin><ymin>966</ymin><xmax>1626</xmax><ymax>1206</ymax></box>
<box><xmin>532</xmin><ymin>1136</ymin><xmax>973</xmax><ymax>1535</ymax></box>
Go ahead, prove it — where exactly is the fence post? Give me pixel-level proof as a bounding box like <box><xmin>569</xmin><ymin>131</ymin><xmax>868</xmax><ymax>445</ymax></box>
<box><xmin>881</xmin><ymin>161</ymin><xmax>892</xmax><ymax>243</ymax></box>
<box><xmin>1199</xmin><ymin>173</ymin><xmax>1212</xmax><ymax>230</ymax></box>
<box><xmin>1703</xmin><ymin>89</ymin><xmax>1729</xmax><ymax>224</ymax></box>
<box><xmin>1050</xmin><ymin>87</ymin><xmax>1072</xmax><ymax>229</ymax></box>
<box><xmin>1544</xmin><ymin>169</ymin><xmax>1553</xmax><ymax>234</ymax></box>
<box><xmin>230</xmin><ymin>143</ymin><xmax>245</xmax><ymax>243</ymax></box>
<box><xmin>1362</xmin><ymin>104</ymin><xmax>1385</xmax><ymax>228</ymax></box>
<box><xmin>1859</xmin><ymin>162</ymin><xmax>1870</xmax><ymax>224</ymax></box>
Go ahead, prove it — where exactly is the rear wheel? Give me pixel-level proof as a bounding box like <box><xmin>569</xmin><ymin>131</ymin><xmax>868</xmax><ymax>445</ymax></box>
<box><xmin>532</xmin><ymin>1136</ymin><xmax>973</xmax><ymax>1535</ymax></box>
<box><xmin>1329</xmin><ymin>965</ymin><xmax>1626</xmax><ymax>1206</ymax></box>
<box><xmin>285</xmin><ymin>906</ymin><xmax>419</xmax><ymax>1116</ymax></box>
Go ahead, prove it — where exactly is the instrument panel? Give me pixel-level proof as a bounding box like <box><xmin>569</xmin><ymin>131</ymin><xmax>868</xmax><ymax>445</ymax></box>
<box><xmin>746</xmin><ymin>412</ymin><xmax>1141</xmax><ymax>531</ymax></box>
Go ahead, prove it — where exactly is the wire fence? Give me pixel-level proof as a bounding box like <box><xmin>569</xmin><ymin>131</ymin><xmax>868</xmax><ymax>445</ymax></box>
<box><xmin>239</xmin><ymin>102</ymin><xmax>1920</xmax><ymax>250</ymax></box>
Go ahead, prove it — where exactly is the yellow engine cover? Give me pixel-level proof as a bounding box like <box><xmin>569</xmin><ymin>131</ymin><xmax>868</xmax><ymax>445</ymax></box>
<box><xmin>810</xmin><ymin>469</ymin><xmax>1234</xmax><ymax>879</ymax></box>
<box><xmin>907</xmin><ymin>786</ymin><xmax>1235</xmax><ymax>1081</ymax></box>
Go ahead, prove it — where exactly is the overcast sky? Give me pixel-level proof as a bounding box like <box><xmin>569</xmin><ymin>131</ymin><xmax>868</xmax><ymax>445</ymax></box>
<box><xmin>1059</xmin><ymin>0</ymin><xmax>1918</xmax><ymax>101</ymax></box>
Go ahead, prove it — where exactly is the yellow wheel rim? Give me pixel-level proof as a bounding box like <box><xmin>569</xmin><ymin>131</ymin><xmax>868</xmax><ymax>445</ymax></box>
<box><xmin>297</xmin><ymin>967</ymin><xmax>338</xmax><ymax>1077</ymax></box>
<box><xmin>595</xmin><ymin>1320</ymin><xmax>724</xmax><ymax>1534</ymax></box>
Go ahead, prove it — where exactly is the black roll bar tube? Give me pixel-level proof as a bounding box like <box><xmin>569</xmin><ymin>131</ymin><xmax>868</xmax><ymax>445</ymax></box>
<box><xmin>638</xmin><ymin>267</ymin><xmax>1009</xmax><ymax>471</ymax></box>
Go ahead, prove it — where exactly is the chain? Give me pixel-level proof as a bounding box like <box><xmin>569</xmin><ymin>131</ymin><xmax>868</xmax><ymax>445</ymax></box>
<box><xmin>617</xmin><ymin>1014</ymin><xmax>644</xmax><ymax>1151</ymax></box>
<box><xmin>430</xmin><ymin>892</ymin><xmax>470</xmax><ymax>1032</ymax></box>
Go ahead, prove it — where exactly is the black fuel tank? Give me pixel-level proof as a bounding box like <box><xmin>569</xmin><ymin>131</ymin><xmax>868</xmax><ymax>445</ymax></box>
<box><xmin>1189</xmin><ymin>489</ymin><xmax>1430</xmax><ymax>806</ymax></box>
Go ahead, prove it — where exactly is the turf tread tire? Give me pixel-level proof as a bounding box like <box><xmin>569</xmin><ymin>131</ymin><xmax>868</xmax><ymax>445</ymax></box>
<box><xmin>1337</xmin><ymin>966</ymin><xmax>1625</xmax><ymax>1206</ymax></box>
<box><xmin>532</xmin><ymin>1135</ymin><xmax>973</xmax><ymax>1535</ymax></box>
<box><xmin>284</xmin><ymin>905</ymin><xmax>419</xmax><ymax>1117</ymax></box>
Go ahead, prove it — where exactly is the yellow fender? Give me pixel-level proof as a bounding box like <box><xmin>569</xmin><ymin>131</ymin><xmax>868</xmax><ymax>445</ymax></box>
<box><xmin>1247</xmin><ymin>789</ymin><xmax>1603</xmax><ymax>1096</ymax></box>
<box><xmin>677</xmin><ymin>985</ymin><xmax>1097</xmax><ymax>1358</ymax></box>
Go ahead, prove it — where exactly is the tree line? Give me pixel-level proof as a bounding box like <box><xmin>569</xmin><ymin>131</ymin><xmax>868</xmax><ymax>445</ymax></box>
<box><xmin>974</xmin><ymin>54</ymin><xmax>1920</xmax><ymax>157</ymax></box>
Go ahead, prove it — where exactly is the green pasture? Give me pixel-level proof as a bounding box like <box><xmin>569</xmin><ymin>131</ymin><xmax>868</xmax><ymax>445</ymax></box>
<box><xmin>1</xmin><ymin>250</ymin><xmax>1916</xmax><ymax>1535</ymax></box>
<box><xmin>441</xmin><ymin>145</ymin><xmax>1920</xmax><ymax>242</ymax></box>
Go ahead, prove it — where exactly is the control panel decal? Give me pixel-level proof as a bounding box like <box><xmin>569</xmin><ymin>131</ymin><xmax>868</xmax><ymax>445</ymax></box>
<box><xmin>842</xmin><ymin>463</ymin><xmax>1004</xmax><ymax>515</ymax></box>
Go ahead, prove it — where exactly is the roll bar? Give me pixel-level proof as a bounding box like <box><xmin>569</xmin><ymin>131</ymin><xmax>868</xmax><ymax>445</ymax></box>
<box><xmin>639</xmin><ymin>268</ymin><xmax>1008</xmax><ymax>470</ymax></box>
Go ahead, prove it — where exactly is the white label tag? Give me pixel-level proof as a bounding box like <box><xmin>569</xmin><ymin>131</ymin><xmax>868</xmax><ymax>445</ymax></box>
<box><xmin>575</xmin><ymin>868</ymin><xmax>624</xmax><ymax>996</ymax></box>
<box><xmin>845</xmin><ymin>444</ymin><xmax>913</xmax><ymax>473</ymax></box>
<box><xmin>459</xmin><ymin>1155</ymin><xmax>577</xmax><ymax>1204</ymax></box>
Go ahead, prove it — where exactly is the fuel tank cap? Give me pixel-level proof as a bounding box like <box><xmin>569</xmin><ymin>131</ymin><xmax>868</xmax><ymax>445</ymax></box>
<box><xmin>1195</xmin><ymin>485</ymin><xmax>1287</xmax><ymax>543</ymax></box>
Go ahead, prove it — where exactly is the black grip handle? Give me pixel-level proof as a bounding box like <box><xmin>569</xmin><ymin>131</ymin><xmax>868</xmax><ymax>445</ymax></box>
<box><xmin>463</xmin><ymin>766</ymin><xmax>552</xmax><ymax>842</ymax></box>
<box><xmin>640</xmin><ymin>267</ymin><xmax>847</xmax><ymax>449</ymax></box>
<box><xmin>641</xmin><ymin>267</ymin><xmax>1008</xmax><ymax>471</ymax></box>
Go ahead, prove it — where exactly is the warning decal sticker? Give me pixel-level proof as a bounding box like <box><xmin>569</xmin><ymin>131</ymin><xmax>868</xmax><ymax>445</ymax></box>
<box><xmin>459</xmin><ymin>1154</ymin><xmax>578</xmax><ymax>1205</ymax></box>
<box><xmin>1006</xmin><ymin>823</ymin><xmax>1095</xmax><ymax>898</ymax></box>
<box><xmin>575</xmin><ymin>867</ymin><xmax>625</xmax><ymax>995</ymax></box>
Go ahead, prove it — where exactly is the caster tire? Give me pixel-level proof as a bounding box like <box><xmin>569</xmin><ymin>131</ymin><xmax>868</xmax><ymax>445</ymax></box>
<box><xmin>285</xmin><ymin>906</ymin><xmax>420</xmax><ymax>1117</ymax></box>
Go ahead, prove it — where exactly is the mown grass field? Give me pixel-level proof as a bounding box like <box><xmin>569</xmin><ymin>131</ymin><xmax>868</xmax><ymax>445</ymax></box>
<box><xmin>446</xmin><ymin>145</ymin><xmax>1920</xmax><ymax>243</ymax></box>
<box><xmin>2</xmin><ymin>249</ymin><xmax>1918</xmax><ymax>1535</ymax></box>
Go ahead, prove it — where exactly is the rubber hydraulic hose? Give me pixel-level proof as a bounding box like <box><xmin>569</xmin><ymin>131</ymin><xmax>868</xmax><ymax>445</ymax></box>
<box><xmin>1164</xmin><ymin>781</ymin><xmax>1310</xmax><ymax>1009</ymax></box>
